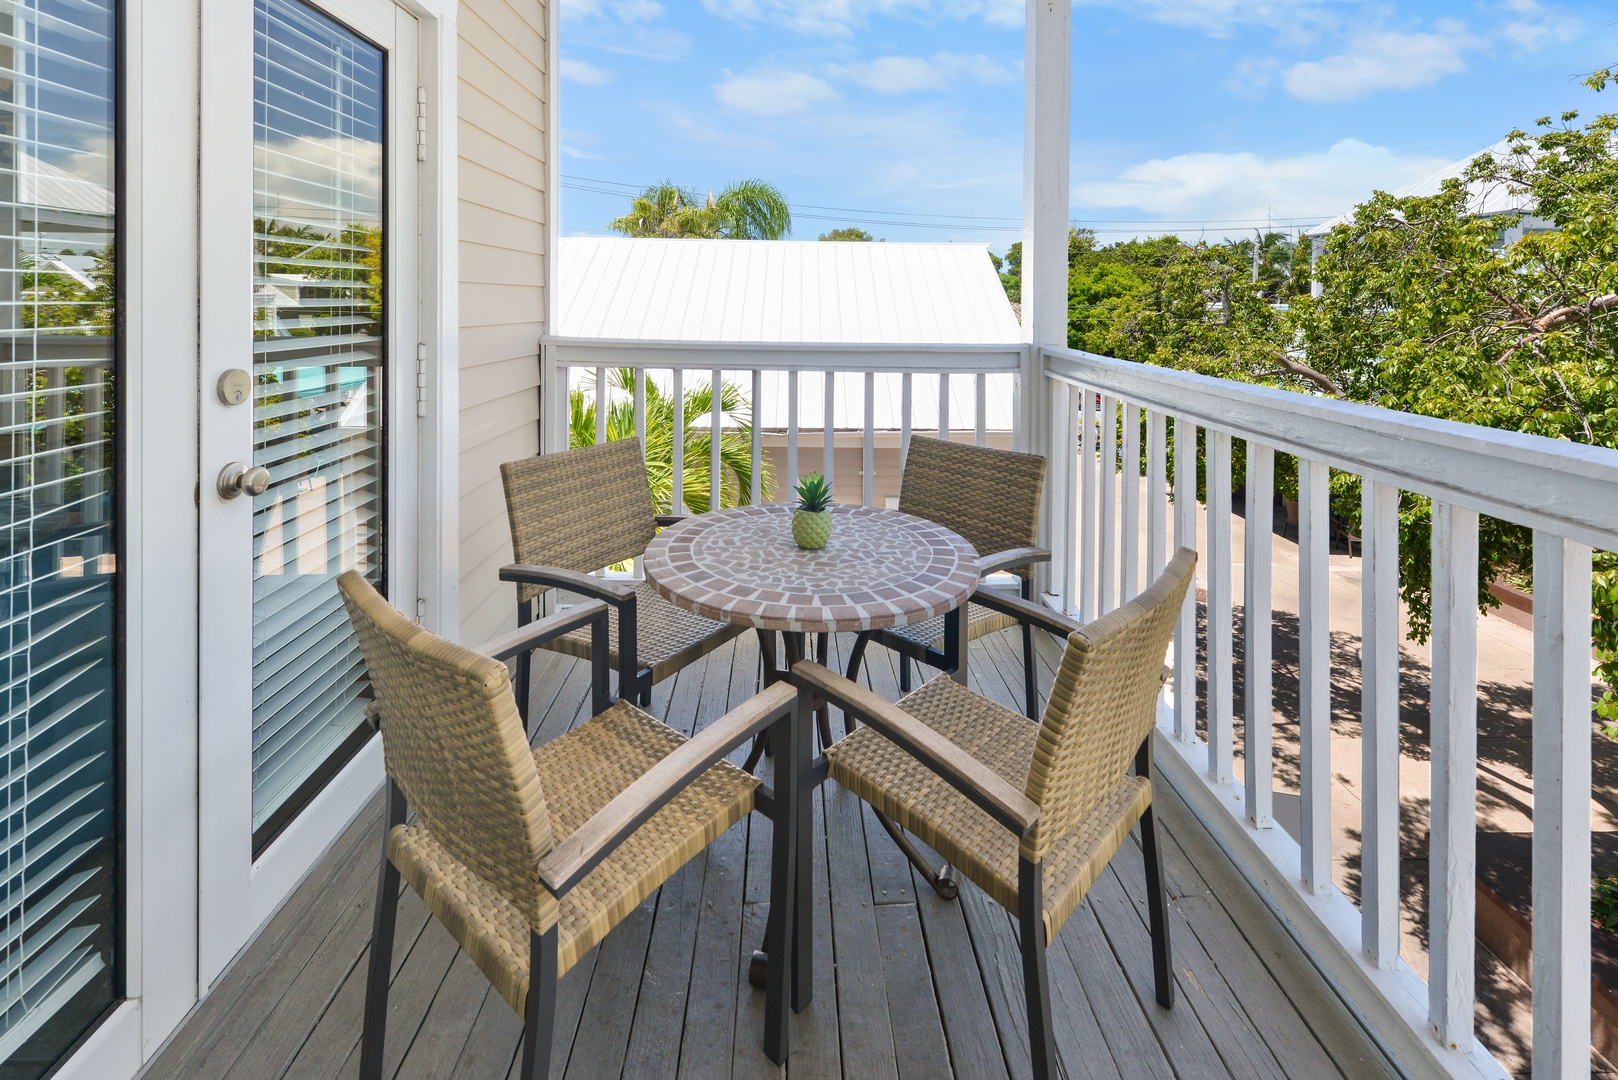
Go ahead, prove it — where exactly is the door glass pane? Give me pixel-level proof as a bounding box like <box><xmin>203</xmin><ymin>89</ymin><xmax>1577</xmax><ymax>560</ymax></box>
<box><xmin>251</xmin><ymin>0</ymin><xmax>384</xmax><ymax>846</ymax></box>
<box><xmin>0</xmin><ymin>0</ymin><xmax>119</xmax><ymax>1072</ymax></box>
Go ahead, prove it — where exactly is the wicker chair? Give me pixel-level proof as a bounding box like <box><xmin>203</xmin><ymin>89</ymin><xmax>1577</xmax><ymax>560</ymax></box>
<box><xmin>800</xmin><ymin>549</ymin><xmax>1196</xmax><ymax>1080</ymax></box>
<box><xmin>845</xmin><ymin>435</ymin><xmax>1049</xmax><ymax>722</ymax></box>
<box><xmin>500</xmin><ymin>438</ymin><xmax>746</xmax><ymax>713</ymax></box>
<box><xmin>338</xmin><ymin>571</ymin><xmax>806</xmax><ymax>1079</ymax></box>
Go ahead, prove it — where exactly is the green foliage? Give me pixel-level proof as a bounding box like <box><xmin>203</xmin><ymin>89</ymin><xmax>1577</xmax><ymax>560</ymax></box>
<box><xmin>568</xmin><ymin>368</ymin><xmax>771</xmax><ymax>514</ymax></box>
<box><xmin>609</xmin><ymin>179</ymin><xmax>792</xmax><ymax>239</ymax></box>
<box><xmin>820</xmin><ymin>227</ymin><xmax>876</xmax><ymax>241</ymax></box>
<box><xmin>793</xmin><ymin>471</ymin><xmax>832</xmax><ymax>513</ymax></box>
<box><xmin>1596</xmin><ymin>875</ymin><xmax>1618</xmax><ymax>931</ymax></box>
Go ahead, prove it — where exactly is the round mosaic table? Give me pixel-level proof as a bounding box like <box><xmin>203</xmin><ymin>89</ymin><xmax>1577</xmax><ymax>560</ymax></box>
<box><xmin>642</xmin><ymin>503</ymin><xmax>980</xmax><ymax>635</ymax></box>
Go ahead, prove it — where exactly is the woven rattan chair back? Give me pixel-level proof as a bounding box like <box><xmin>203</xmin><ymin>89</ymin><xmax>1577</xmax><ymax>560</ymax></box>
<box><xmin>501</xmin><ymin>439</ymin><xmax>659</xmax><ymax>604</ymax></box>
<box><xmin>337</xmin><ymin>570</ymin><xmax>553</xmax><ymax>930</ymax></box>
<box><xmin>898</xmin><ymin>436</ymin><xmax>1046</xmax><ymax>578</ymax></box>
<box><xmin>1021</xmin><ymin>548</ymin><xmax>1196</xmax><ymax>861</ymax></box>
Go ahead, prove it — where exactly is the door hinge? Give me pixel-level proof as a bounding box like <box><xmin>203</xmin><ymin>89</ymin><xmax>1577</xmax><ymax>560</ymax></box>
<box><xmin>415</xmin><ymin>597</ymin><xmax>427</xmax><ymax>622</ymax></box>
<box><xmin>416</xmin><ymin>87</ymin><xmax>427</xmax><ymax>162</ymax></box>
<box><xmin>416</xmin><ymin>342</ymin><xmax>428</xmax><ymax>418</ymax></box>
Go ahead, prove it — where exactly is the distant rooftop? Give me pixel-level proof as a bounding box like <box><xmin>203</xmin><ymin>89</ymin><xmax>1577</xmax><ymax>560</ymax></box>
<box><xmin>554</xmin><ymin>237</ymin><xmax>1021</xmax><ymax>345</ymax></box>
<box><xmin>1304</xmin><ymin>138</ymin><xmax>1536</xmax><ymax>237</ymax></box>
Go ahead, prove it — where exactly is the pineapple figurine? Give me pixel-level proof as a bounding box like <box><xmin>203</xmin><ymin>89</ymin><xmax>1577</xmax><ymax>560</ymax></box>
<box><xmin>791</xmin><ymin>472</ymin><xmax>833</xmax><ymax>549</ymax></box>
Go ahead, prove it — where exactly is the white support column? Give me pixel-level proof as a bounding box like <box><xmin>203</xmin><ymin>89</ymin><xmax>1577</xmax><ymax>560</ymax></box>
<box><xmin>1172</xmin><ymin>417</ymin><xmax>1197</xmax><ymax>741</ymax></box>
<box><xmin>1532</xmin><ymin>531</ymin><xmax>1594</xmax><ymax>1079</ymax></box>
<box><xmin>1244</xmin><ymin>442</ymin><xmax>1274</xmax><ymax>827</ymax></box>
<box><xmin>1206</xmin><ymin>430</ymin><xmax>1233</xmax><ymax>784</ymax></box>
<box><xmin>1429</xmin><ymin>501</ymin><xmax>1478</xmax><ymax>1045</ymax></box>
<box><xmin>1298</xmin><ymin>458</ymin><xmax>1331</xmax><ymax>894</ymax></box>
<box><xmin>1360</xmin><ymin>480</ymin><xmax>1401</xmax><ymax>969</ymax></box>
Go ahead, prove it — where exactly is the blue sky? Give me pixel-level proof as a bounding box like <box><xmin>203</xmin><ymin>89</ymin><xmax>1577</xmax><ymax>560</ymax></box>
<box><xmin>558</xmin><ymin>0</ymin><xmax>1614</xmax><ymax>249</ymax></box>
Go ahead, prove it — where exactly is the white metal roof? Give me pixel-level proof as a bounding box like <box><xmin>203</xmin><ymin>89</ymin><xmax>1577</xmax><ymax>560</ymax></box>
<box><xmin>553</xmin><ymin>237</ymin><xmax>1021</xmax><ymax>345</ymax></box>
<box><xmin>1304</xmin><ymin>139</ymin><xmax>1534</xmax><ymax>237</ymax></box>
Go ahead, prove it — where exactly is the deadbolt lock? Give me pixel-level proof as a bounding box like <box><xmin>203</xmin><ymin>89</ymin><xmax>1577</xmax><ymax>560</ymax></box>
<box><xmin>217</xmin><ymin>368</ymin><xmax>252</xmax><ymax>406</ymax></box>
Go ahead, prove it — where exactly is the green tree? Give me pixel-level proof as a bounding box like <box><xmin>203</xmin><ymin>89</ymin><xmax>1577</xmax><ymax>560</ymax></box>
<box><xmin>609</xmin><ymin>179</ymin><xmax>792</xmax><ymax>240</ymax></box>
<box><xmin>819</xmin><ymin>227</ymin><xmax>876</xmax><ymax>241</ymax></box>
<box><xmin>569</xmin><ymin>368</ymin><xmax>771</xmax><ymax>514</ymax></box>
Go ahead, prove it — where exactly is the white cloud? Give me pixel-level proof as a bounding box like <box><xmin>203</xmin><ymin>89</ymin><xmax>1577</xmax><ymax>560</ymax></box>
<box><xmin>1496</xmin><ymin>0</ymin><xmax>1579</xmax><ymax>50</ymax></box>
<box><xmin>701</xmin><ymin>0</ymin><xmax>1021</xmax><ymax>38</ymax></box>
<box><xmin>1073</xmin><ymin>139</ymin><xmax>1448</xmax><ymax>235</ymax></box>
<box><xmin>1281</xmin><ymin>22</ymin><xmax>1480</xmax><ymax>103</ymax></box>
<box><xmin>562</xmin><ymin>0</ymin><xmax>663</xmax><ymax>19</ymax></box>
<box><xmin>828</xmin><ymin>53</ymin><xmax>1015</xmax><ymax>95</ymax></box>
<box><xmin>1073</xmin><ymin>0</ymin><xmax>1339</xmax><ymax>38</ymax></box>
<box><xmin>713</xmin><ymin>69</ymin><xmax>840</xmax><ymax>116</ymax></box>
<box><xmin>561</xmin><ymin>58</ymin><xmax>615</xmax><ymax>85</ymax></box>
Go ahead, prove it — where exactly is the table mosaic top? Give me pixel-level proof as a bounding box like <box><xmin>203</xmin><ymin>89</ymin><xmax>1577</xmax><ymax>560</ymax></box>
<box><xmin>643</xmin><ymin>504</ymin><xmax>979</xmax><ymax>633</ymax></box>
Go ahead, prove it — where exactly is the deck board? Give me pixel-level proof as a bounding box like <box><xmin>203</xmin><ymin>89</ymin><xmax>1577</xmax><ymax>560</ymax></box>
<box><xmin>142</xmin><ymin>631</ymin><xmax>1396</xmax><ymax>1080</ymax></box>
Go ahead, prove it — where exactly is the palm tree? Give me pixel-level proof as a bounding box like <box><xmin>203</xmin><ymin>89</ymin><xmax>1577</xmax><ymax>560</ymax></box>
<box><xmin>569</xmin><ymin>368</ymin><xmax>772</xmax><ymax>513</ymax></box>
<box><xmin>608</xmin><ymin>179</ymin><xmax>792</xmax><ymax>240</ymax></box>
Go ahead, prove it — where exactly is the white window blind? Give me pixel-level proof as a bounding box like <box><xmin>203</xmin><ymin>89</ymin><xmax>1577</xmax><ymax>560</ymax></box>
<box><xmin>0</xmin><ymin>0</ymin><xmax>119</xmax><ymax>1073</ymax></box>
<box><xmin>250</xmin><ymin>0</ymin><xmax>385</xmax><ymax>844</ymax></box>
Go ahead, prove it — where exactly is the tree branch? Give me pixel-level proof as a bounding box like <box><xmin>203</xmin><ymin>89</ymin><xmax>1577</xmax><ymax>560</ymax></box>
<box><xmin>1268</xmin><ymin>354</ymin><xmax>1347</xmax><ymax>398</ymax></box>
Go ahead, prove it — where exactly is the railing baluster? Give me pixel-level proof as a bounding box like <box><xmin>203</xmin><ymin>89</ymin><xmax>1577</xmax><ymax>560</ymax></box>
<box><xmin>1172</xmin><ymin>417</ymin><xmax>1196</xmax><ymax>741</ymax></box>
<box><xmin>671</xmin><ymin>367</ymin><xmax>685</xmax><ymax>515</ymax></box>
<box><xmin>1361</xmin><ymin>479</ymin><xmax>1401</xmax><ymax>969</ymax></box>
<box><xmin>1052</xmin><ymin>382</ymin><xmax>1076</xmax><ymax>615</ymax></box>
<box><xmin>1121</xmin><ymin>402</ymin><xmax>1140</xmax><ymax>602</ymax></box>
<box><xmin>938</xmin><ymin>372</ymin><xmax>950</xmax><ymax>441</ymax></box>
<box><xmin>1244</xmin><ymin>442</ymin><xmax>1274</xmax><ymax>827</ymax></box>
<box><xmin>863</xmin><ymin>372</ymin><xmax>876</xmax><ymax>507</ymax></box>
<box><xmin>901</xmin><ymin>372</ymin><xmax>913</xmax><ymax>479</ymax></box>
<box><xmin>1429</xmin><ymin>500</ymin><xmax>1478</xmax><ymax>1044</ymax></box>
<box><xmin>1099</xmin><ymin>395</ymin><xmax>1118</xmax><ymax>615</ymax></box>
<box><xmin>595</xmin><ymin>364</ymin><xmax>608</xmax><ymax>446</ymax></box>
<box><xmin>824</xmin><ymin>371</ymin><xmax>836</xmax><ymax>494</ymax></box>
<box><xmin>750</xmin><ymin>369</ymin><xmax>762</xmax><ymax>505</ymax></box>
<box><xmin>1206</xmin><ymin>430</ymin><xmax>1233</xmax><ymax>784</ymax></box>
<box><xmin>1298</xmin><ymin>458</ymin><xmax>1331</xmax><ymax>893</ymax></box>
<box><xmin>1078</xmin><ymin>389</ymin><xmax>1097</xmax><ymax>623</ymax></box>
<box><xmin>975</xmin><ymin>372</ymin><xmax>987</xmax><ymax>447</ymax></box>
<box><xmin>1531</xmin><ymin>531</ymin><xmax>1594</xmax><ymax>1079</ymax></box>
<box><xmin>634</xmin><ymin>367</ymin><xmax>647</xmax><ymax>453</ymax></box>
<box><xmin>1147</xmin><ymin>410</ymin><xmax>1166</xmax><ymax>582</ymax></box>
<box><xmin>787</xmin><ymin>370</ymin><xmax>799</xmax><ymax>492</ymax></box>
<box><xmin>710</xmin><ymin>369</ymin><xmax>723</xmax><ymax>510</ymax></box>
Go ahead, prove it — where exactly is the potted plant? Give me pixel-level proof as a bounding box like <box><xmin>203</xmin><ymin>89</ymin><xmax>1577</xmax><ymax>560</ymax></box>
<box><xmin>792</xmin><ymin>472</ymin><xmax>833</xmax><ymax>549</ymax></box>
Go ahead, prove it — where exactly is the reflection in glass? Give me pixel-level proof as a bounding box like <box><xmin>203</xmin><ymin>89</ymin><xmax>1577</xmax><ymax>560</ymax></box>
<box><xmin>251</xmin><ymin>0</ymin><xmax>385</xmax><ymax>845</ymax></box>
<box><xmin>0</xmin><ymin>0</ymin><xmax>119</xmax><ymax>1073</ymax></box>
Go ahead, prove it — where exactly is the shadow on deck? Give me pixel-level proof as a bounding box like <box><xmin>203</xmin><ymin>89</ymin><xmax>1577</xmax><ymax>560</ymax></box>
<box><xmin>143</xmin><ymin>628</ymin><xmax>1400</xmax><ymax>1080</ymax></box>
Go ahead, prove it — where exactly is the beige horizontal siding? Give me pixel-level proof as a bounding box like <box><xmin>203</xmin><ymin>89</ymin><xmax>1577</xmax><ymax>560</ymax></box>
<box><xmin>457</xmin><ymin>0</ymin><xmax>547</xmax><ymax>646</ymax></box>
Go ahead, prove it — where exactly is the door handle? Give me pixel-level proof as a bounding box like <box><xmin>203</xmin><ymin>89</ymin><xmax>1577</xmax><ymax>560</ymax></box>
<box><xmin>217</xmin><ymin>462</ymin><xmax>272</xmax><ymax>501</ymax></box>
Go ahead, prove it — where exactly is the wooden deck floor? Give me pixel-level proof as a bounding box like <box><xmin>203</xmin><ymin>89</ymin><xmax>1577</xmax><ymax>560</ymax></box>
<box><xmin>143</xmin><ymin>628</ymin><xmax>1400</xmax><ymax>1080</ymax></box>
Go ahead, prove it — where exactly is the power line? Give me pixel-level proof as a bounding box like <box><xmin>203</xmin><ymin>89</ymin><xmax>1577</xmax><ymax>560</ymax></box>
<box><xmin>560</xmin><ymin>173</ymin><xmax>1333</xmax><ymax>233</ymax></box>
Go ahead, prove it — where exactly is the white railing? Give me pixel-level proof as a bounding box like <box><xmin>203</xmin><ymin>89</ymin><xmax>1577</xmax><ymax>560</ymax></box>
<box><xmin>541</xmin><ymin>340</ymin><xmax>1025</xmax><ymax>510</ymax></box>
<box><xmin>1044</xmin><ymin>346</ymin><xmax>1618</xmax><ymax>1080</ymax></box>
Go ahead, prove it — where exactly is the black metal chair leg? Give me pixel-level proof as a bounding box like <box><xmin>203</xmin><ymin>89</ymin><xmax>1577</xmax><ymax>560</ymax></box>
<box><xmin>873</xmin><ymin>808</ymin><xmax>957</xmax><ymax>900</ymax></box>
<box><xmin>843</xmin><ymin>633</ymin><xmax>871</xmax><ymax>736</ymax></box>
<box><xmin>898</xmin><ymin>652</ymin><xmax>911</xmax><ymax>693</ymax></box>
<box><xmin>1019</xmin><ymin>858</ymin><xmax>1058</xmax><ymax>1080</ymax></box>
<box><xmin>1021</xmin><ymin>620</ymin><xmax>1039</xmax><ymax>721</ymax></box>
<box><xmin>519</xmin><ymin>928</ymin><xmax>559</xmax><ymax>1080</ymax></box>
<box><xmin>360</xmin><ymin>780</ymin><xmax>407</xmax><ymax>1080</ymax></box>
<box><xmin>762</xmin><ymin>706</ymin><xmax>800</xmax><ymax>1062</ymax></box>
<box><xmin>1137</xmin><ymin>740</ymin><xmax>1175</xmax><ymax>1009</ymax></box>
<box><xmin>514</xmin><ymin>600</ymin><xmax>534</xmax><ymax>728</ymax></box>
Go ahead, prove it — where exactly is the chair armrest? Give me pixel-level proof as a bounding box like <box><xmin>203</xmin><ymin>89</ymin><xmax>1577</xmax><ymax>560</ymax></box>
<box><xmin>970</xmin><ymin>588</ymin><xmax>1087</xmax><ymax>639</ymax></box>
<box><xmin>977</xmin><ymin>546</ymin><xmax>1051</xmax><ymax>576</ymax></box>
<box><xmin>499</xmin><ymin>564</ymin><xmax>638</xmax><ymax>605</ymax></box>
<box><xmin>474</xmin><ymin>601</ymin><xmax>609</xmax><ymax>663</ymax></box>
<box><xmin>792</xmin><ymin>662</ymin><xmax>1040</xmax><ymax>837</ymax></box>
<box><xmin>654</xmin><ymin>515</ymin><xmax>687</xmax><ymax>527</ymax></box>
<box><xmin>536</xmin><ymin>681</ymin><xmax>797</xmax><ymax>896</ymax></box>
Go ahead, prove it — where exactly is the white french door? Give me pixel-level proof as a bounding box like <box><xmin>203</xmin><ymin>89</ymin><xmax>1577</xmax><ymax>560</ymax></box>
<box><xmin>196</xmin><ymin>0</ymin><xmax>419</xmax><ymax>987</ymax></box>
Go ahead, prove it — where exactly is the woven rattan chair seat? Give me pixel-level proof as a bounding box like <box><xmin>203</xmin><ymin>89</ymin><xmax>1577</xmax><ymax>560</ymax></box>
<box><xmin>826</xmin><ymin>675</ymin><xmax>1149</xmax><ymax>946</ymax></box>
<box><xmin>543</xmin><ymin>580</ymin><xmax>745</xmax><ymax>682</ymax></box>
<box><xmin>389</xmin><ymin>700</ymin><xmax>758</xmax><ymax>1014</ymax></box>
<box><xmin>878</xmin><ymin>597</ymin><xmax>1017</xmax><ymax>652</ymax></box>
